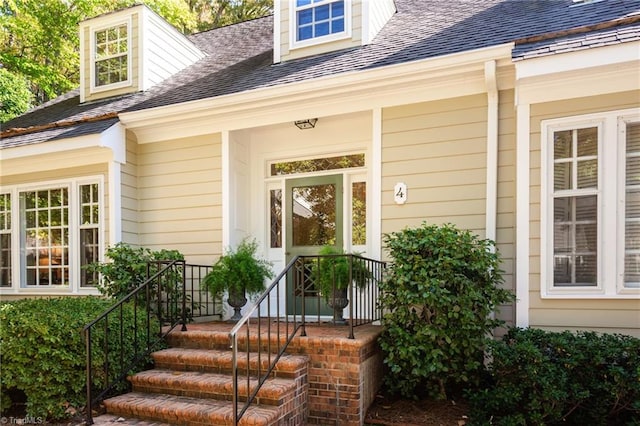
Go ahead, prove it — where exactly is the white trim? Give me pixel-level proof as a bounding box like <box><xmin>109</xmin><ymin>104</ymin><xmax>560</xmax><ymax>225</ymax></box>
<box><xmin>3</xmin><ymin>122</ymin><xmax>124</xmax><ymax>162</ymax></box>
<box><xmin>484</xmin><ymin>60</ymin><xmax>498</xmax><ymax>244</ymax></box>
<box><xmin>371</xmin><ymin>107</ymin><xmax>382</xmax><ymax>260</ymax></box>
<box><xmin>89</xmin><ymin>16</ymin><xmax>133</xmax><ymax>94</ymax></box>
<box><xmin>540</xmin><ymin>108</ymin><xmax>640</xmax><ymax>299</ymax></box>
<box><xmin>119</xmin><ymin>43</ymin><xmax>514</xmax><ymax>143</ymax></box>
<box><xmin>221</xmin><ymin>130</ymin><xmax>231</xmax><ymax>250</ymax></box>
<box><xmin>108</xmin><ymin>160</ymin><xmax>122</xmax><ymax>246</ymax></box>
<box><xmin>273</xmin><ymin>0</ymin><xmax>281</xmax><ymax>63</ymax></box>
<box><xmin>361</xmin><ymin>0</ymin><xmax>370</xmax><ymax>45</ymax></box>
<box><xmin>515</xmin><ymin>102</ymin><xmax>530</xmax><ymax>327</ymax></box>
<box><xmin>79</xmin><ymin>27</ymin><xmax>86</xmax><ymax>103</ymax></box>
<box><xmin>289</xmin><ymin>0</ymin><xmax>352</xmax><ymax>50</ymax></box>
<box><xmin>516</xmin><ymin>42</ymin><xmax>640</xmax><ymax>80</ymax></box>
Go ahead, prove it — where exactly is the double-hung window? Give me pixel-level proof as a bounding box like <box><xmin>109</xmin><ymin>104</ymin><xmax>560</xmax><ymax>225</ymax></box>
<box><xmin>92</xmin><ymin>21</ymin><xmax>130</xmax><ymax>90</ymax></box>
<box><xmin>542</xmin><ymin>108</ymin><xmax>640</xmax><ymax>297</ymax></box>
<box><xmin>294</xmin><ymin>0</ymin><xmax>348</xmax><ymax>45</ymax></box>
<box><xmin>0</xmin><ymin>178</ymin><xmax>102</xmax><ymax>293</ymax></box>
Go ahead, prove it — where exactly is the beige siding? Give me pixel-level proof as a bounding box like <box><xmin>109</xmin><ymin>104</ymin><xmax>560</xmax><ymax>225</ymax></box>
<box><xmin>279</xmin><ymin>0</ymin><xmax>363</xmax><ymax>61</ymax></box>
<box><xmin>137</xmin><ymin>134</ymin><xmax>222</xmax><ymax>264</ymax></box>
<box><xmin>121</xmin><ymin>132</ymin><xmax>139</xmax><ymax>245</ymax></box>
<box><xmin>382</xmin><ymin>94</ymin><xmax>489</xmax><ymax>234</ymax></box>
<box><xmin>529</xmin><ymin>90</ymin><xmax>640</xmax><ymax>336</ymax></box>
<box><xmin>381</xmin><ymin>91</ymin><xmax>517</xmax><ymax>326</ymax></box>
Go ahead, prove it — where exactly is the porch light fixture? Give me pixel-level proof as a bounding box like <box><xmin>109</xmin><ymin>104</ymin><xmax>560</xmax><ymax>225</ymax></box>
<box><xmin>294</xmin><ymin>118</ymin><xmax>318</xmax><ymax>129</ymax></box>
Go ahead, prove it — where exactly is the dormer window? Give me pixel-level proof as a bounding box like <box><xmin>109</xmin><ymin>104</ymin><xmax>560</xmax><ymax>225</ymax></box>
<box><xmin>90</xmin><ymin>19</ymin><xmax>131</xmax><ymax>92</ymax></box>
<box><xmin>293</xmin><ymin>0</ymin><xmax>350</xmax><ymax>47</ymax></box>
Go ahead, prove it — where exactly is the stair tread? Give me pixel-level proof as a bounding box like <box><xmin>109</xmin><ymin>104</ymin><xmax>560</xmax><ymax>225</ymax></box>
<box><xmin>153</xmin><ymin>347</ymin><xmax>308</xmax><ymax>371</ymax></box>
<box><xmin>130</xmin><ymin>369</ymin><xmax>296</xmax><ymax>397</ymax></box>
<box><xmin>104</xmin><ymin>392</ymin><xmax>280</xmax><ymax>426</ymax></box>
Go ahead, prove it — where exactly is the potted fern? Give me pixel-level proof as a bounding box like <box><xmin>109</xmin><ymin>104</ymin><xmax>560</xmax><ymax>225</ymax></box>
<box><xmin>202</xmin><ymin>239</ymin><xmax>273</xmax><ymax>321</ymax></box>
<box><xmin>313</xmin><ymin>245</ymin><xmax>371</xmax><ymax>324</ymax></box>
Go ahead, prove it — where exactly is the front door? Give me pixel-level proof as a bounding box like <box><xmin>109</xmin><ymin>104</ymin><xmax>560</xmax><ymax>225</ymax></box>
<box><xmin>285</xmin><ymin>174</ymin><xmax>343</xmax><ymax>316</ymax></box>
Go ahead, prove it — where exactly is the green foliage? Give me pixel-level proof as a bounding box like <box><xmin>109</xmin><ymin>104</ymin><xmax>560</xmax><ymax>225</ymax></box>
<box><xmin>0</xmin><ymin>68</ymin><xmax>33</xmax><ymax>122</ymax></box>
<box><xmin>379</xmin><ymin>223</ymin><xmax>514</xmax><ymax>400</ymax></box>
<box><xmin>202</xmin><ymin>238</ymin><xmax>273</xmax><ymax>299</ymax></box>
<box><xmin>312</xmin><ymin>245</ymin><xmax>370</xmax><ymax>301</ymax></box>
<box><xmin>84</xmin><ymin>242</ymin><xmax>184</xmax><ymax>300</ymax></box>
<box><xmin>0</xmin><ymin>297</ymin><xmax>160</xmax><ymax>421</ymax></box>
<box><xmin>195</xmin><ymin>0</ymin><xmax>272</xmax><ymax>31</ymax></box>
<box><xmin>468</xmin><ymin>327</ymin><xmax>640</xmax><ymax>425</ymax></box>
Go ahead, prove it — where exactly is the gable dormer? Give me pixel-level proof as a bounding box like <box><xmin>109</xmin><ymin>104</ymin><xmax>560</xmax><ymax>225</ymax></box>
<box><xmin>79</xmin><ymin>5</ymin><xmax>205</xmax><ymax>103</ymax></box>
<box><xmin>274</xmin><ymin>0</ymin><xmax>396</xmax><ymax>63</ymax></box>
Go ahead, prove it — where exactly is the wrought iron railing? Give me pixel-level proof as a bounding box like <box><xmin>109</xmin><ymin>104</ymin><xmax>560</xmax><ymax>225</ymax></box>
<box><xmin>83</xmin><ymin>260</ymin><xmax>221</xmax><ymax>425</ymax></box>
<box><xmin>229</xmin><ymin>254</ymin><xmax>385</xmax><ymax>424</ymax></box>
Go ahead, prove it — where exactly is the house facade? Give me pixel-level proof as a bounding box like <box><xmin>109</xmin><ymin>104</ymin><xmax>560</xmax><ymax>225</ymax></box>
<box><xmin>1</xmin><ymin>0</ymin><xmax>639</xmax><ymax>336</ymax></box>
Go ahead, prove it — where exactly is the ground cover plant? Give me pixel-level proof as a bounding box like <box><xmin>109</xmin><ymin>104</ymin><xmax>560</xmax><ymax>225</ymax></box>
<box><xmin>0</xmin><ymin>297</ymin><xmax>160</xmax><ymax>421</ymax></box>
<box><xmin>468</xmin><ymin>327</ymin><xmax>640</xmax><ymax>425</ymax></box>
<box><xmin>379</xmin><ymin>223</ymin><xmax>514</xmax><ymax>400</ymax></box>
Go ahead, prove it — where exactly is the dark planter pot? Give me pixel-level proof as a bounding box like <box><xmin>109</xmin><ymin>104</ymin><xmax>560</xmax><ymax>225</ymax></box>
<box><xmin>327</xmin><ymin>287</ymin><xmax>349</xmax><ymax>325</ymax></box>
<box><xmin>227</xmin><ymin>287</ymin><xmax>248</xmax><ymax>322</ymax></box>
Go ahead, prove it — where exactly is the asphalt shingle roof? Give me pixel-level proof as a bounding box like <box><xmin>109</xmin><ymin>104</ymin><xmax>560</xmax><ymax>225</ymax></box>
<box><xmin>2</xmin><ymin>0</ymin><xmax>639</xmax><ymax>148</ymax></box>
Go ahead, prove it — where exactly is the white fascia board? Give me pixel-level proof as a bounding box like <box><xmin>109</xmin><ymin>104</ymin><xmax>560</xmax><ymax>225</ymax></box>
<box><xmin>2</xmin><ymin>122</ymin><xmax>125</xmax><ymax>162</ymax></box>
<box><xmin>119</xmin><ymin>43</ymin><xmax>514</xmax><ymax>142</ymax></box>
<box><xmin>516</xmin><ymin>41</ymin><xmax>640</xmax><ymax>80</ymax></box>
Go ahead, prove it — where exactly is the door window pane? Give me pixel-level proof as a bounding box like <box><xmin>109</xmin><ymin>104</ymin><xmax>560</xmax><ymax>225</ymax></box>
<box><xmin>292</xmin><ymin>183</ymin><xmax>336</xmax><ymax>246</ymax></box>
<box><xmin>271</xmin><ymin>154</ymin><xmax>364</xmax><ymax>176</ymax></box>
<box><xmin>0</xmin><ymin>193</ymin><xmax>10</xmax><ymax>287</ymax></box>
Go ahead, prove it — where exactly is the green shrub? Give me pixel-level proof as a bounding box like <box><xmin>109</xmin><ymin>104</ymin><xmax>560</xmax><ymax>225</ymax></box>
<box><xmin>0</xmin><ymin>297</ymin><xmax>160</xmax><ymax>421</ymax></box>
<box><xmin>85</xmin><ymin>242</ymin><xmax>184</xmax><ymax>300</ymax></box>
<box><xmin>468</xmin><ymin>327</ymin><xmax>640</xmax><ymax>425</ymax></box>
<box><xmin>379</xmin><ymin>223</ymin><xmax>514</xmax><ymax>399</ymax></box>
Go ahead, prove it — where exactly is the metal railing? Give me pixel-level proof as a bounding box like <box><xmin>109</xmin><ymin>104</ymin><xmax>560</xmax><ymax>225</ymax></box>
<box><xmin>83</xmin><ymin>260</ymin><xmax>221</xmax><ymax>424</ymax></box>
<box><xmin>229</xmin><ymin>254</ymin><xmax>385</xmax><ymax>424</ymax></box>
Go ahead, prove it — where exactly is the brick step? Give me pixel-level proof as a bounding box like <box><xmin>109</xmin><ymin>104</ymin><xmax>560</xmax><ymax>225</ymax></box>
<box><xmin>103</xmin><ymin>392</ymin><xmax>280</xmax><ymax>426</ymax></box>
<box><xmin>129</xmin><ymin>369</ymin><xmax>296</xmax><ymax>406</ymax></box>
<box><xmin>166</xmin><ymin>327</ymin><xmax>300</xmax><ymax>353</ymax></box>
<box><xmin>152</xmin><ymin>347</ymin><xmax>308</xmax><ymax>379</ymax></box>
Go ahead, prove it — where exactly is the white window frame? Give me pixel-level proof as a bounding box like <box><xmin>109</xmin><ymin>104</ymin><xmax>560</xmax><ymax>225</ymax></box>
<box><xmin>541</xmin><ymin>108</ymin><xmax>640</xmax><ymax>298</ymax></box>
<box><xmin>89</xmin><ymin>16</ymin><xmax>132</xmax><ymax>94</ymax></box>
<box><xmin>0</xmin><ymin>177</ymin><xmax>104</xmax><ymax>295</ymax></box>
<box><xmin>290</xmin><ymin>0</ymin><xmax>352</xmax><ymax>50</ymax></box>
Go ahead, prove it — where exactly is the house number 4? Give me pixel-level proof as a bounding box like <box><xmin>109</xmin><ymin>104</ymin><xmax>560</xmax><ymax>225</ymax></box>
<box><xmin>394</xmin><ymin>182</ymin><xmax>407</xmax><ymax>205</ymax></box>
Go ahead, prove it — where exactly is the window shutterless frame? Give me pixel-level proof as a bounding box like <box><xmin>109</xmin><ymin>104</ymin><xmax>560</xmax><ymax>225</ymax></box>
<box><xmin>89</xmin><ymin>16</ymin><xmax>133</xmax><ymax>94</ymax></box>
<box><xmin>290</xmin><ymin>0</ymin><xmax>351</xmax><ymax>50</ymax></box>
<box><xmin>541</xmin><ymin>108</ymin><xmax>640</xmax><ymax>298</ymax></box>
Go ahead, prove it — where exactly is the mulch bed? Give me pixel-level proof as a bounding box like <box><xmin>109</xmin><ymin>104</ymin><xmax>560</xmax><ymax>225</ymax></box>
<box><xmin>365</xmin><ymin>394</ymin><xmax>469</xmax><ymax>426</ymax></box>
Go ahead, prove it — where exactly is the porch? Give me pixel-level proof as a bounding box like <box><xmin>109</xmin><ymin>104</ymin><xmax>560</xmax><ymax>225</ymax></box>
<box><xmin>92</xmin><ymin>320</ymin><xmax>384</xmax><ymax>426</ymax></box>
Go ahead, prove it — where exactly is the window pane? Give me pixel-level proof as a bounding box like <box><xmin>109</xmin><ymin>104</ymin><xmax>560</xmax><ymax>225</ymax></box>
<box><xmin>626</xmin><ymin>190</ymin><xmax>640</xmax><ymax>219</ymax></box>
<box><xmin>0</xmin><ymin>234</ymin><xmax>11</xmax><ymax>287</ymax></box>
<box><xmin>554</xmin><ymin>130</ymin><xmax>572</xmax><ymax>159</ymax></box>
<box><xmin>554</xmin><ymin>162</ymin><xmax>572</xmax><ymax>191</ymax></box>
<box><xmin>624</xmin><ymin>123</ymin><xmax>640</xmax><ymax>288</ymax></box>
<box><xmin>352</xmin><ymin>182</ymin><xmax>366</xmax><ymax>245</ymax></box>
<box><xmin>271</xmin><ymin>154</ymin><xmax>364</xmax><ymax>176</ymax></box>
<box><xmin>553</xmin><ymin>195</ymin><xmax>597</xmax><ymax>287</ymax></box>
<box><xmin>623</xmin><ymin>255</ymin><xmax>640</xmax><ymax>288</ymax></box>
<box><xmin>577</xmin><ymin>159</ymin><xmax>597</xmax><ymax>189</ymax></box>
<box><xmin>315</xmin><ymin>21</ymin><xmax>330</xmax><ymax>36</ymax></box>
<box><xmin>627</xmin><ymin>123</ymin><xmax>640</xmax><ymax>153</ymax></box>
<box><xmin>577</xmin><ymin>127</ymin><xmax>597</xmax><ymax>157</ymax></box>
<box><xmin>298</xmin><ymin>9</ymin><xmax>313</xmax><ymax>25</ymax></box>
<box><xmin>332</xmin><ymin>1</ymin><xmax>344</xmax><ymax>17</ymax></box>
<box><xmin>626</xmin><ymin>156</ymin><xmax>640</xmax><ymax>186</ymax></box>
<box><xmin>315</xmin><ymin>4</ymin><xmax>330</xmax><ymax>20</ymax></box>
<box><xmin>331</xmin><ymin>18</ymin><xmax>344</xmax><ymax>33</ymax></box>
<box><xmin>81</xmin><ymin>228</ymin><xmax>99</xmax><ymax>287</ymax></box>
<box><xmin>21</xmin><ymin>188</ymin><xmax>69</xmax><ymax>287</ymax></box>
<box><xmin>270</xmin><ymin>189</ymin><xmax>282</xmax><ymax>248</ymax></box>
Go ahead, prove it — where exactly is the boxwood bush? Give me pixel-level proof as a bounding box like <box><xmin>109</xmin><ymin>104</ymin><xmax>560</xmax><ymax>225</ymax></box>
<box><xmin>468</xmin><ymin>327</ymin><xmax>640</xmax><ymax>425</ymax></box>
<box><xmin>0</xmin><ymin>297</ymin><xmax>160</xmax><ymax>421</ymax></box>
<box><xmin>379</xmin><ymin>223</ymin><xmax>514</xmax><ymax>399</ymax></box>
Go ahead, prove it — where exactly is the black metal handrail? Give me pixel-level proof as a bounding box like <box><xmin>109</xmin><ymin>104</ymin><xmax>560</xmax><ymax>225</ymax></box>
<box><xmin>83</xmin><ymin>260</ymin><xmax>222</xmax><ymax>424</ymax></box>
<box><xmin>228</xmin><ymin>254</ymin><xmax>385</xmax><ymax>424</ymax></box>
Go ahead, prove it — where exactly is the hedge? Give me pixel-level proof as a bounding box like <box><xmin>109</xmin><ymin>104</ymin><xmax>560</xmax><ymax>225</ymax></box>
<box><xmin>0</xmin><ymin>297</ymin><xmax>160</xmax><ymax>421</ymax></box>
<box><xmin>467</xmin><ymin>327</ymin><xmax>640</xmax><ymax>425</ymax></box>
